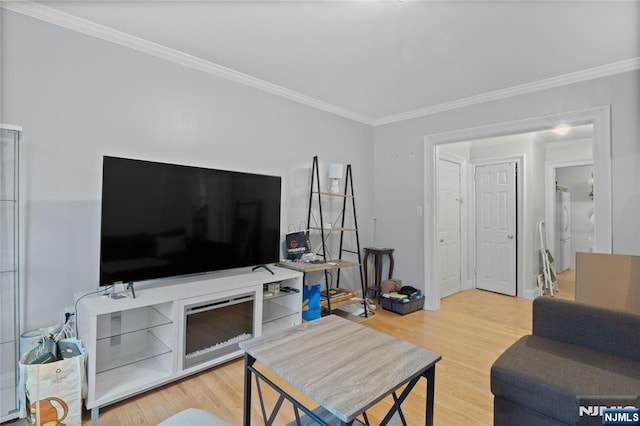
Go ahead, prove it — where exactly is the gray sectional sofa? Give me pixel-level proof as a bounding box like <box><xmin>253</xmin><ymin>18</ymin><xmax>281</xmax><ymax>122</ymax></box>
<box><xmin>491</xmin><ymin>297</ymin><xmax>640</xmax><ymax>425</ymax></box>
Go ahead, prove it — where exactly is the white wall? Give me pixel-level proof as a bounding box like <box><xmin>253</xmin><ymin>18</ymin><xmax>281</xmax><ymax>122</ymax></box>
<box><xmin>373</xmin><ymin>69</ymin><xmax>640</xmax><ymax>309</ymax></box>
<box><xmin>546</xmin><ymin>139</ymin><xmax>593</xmax><ymax>162</ymax></box>
<box><xmin>530</xmin><ymin>139</ymin><xmax>547</xmax><ymax>279</ymax></box>
<box><xmin>2</xmin><ymin>11</ymin><xmax>374</xmax><ymax>330</ymax></box>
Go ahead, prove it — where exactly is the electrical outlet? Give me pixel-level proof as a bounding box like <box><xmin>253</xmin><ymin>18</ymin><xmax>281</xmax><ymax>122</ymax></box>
<box><xmin>64</xmin><ymin>306</ymin><xmax>75</xmax><ymax>323</ymax></box>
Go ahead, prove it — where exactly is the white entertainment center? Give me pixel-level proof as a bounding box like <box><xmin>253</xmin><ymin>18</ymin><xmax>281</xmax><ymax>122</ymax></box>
<box><xmin>76</xmin><ymin>265</ymin><xmax>303</xmax><ymax>420</ymax></box>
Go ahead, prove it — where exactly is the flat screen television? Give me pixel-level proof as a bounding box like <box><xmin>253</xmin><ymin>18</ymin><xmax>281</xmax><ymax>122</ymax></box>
<box><xmin>99</xmin><ymin>156</ymin><xmax>281</xmax><ymax>286</ymax></box>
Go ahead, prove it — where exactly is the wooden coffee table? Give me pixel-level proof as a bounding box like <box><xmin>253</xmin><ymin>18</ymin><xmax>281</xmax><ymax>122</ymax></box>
<box><xmin>240</xmin><ymin>315</ymin><xmax>441</xmax><ymax>425</ymax></box>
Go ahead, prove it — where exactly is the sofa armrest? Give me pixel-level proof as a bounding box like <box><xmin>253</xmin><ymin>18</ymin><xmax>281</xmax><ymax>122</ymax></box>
<box><xmin>532</xmin><ymin>296</ymin><xmax>640</xmax><ymax>362</ymax></box>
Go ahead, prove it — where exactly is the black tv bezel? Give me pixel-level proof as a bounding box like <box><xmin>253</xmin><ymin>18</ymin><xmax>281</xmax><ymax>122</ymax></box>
<box><xmin>98</xmin><ymin>156</ymin><xmax>282</xmax><ymax>286</ymax></box>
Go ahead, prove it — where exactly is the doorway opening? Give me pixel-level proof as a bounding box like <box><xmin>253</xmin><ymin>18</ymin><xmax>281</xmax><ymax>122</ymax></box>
<box><xmin>436</xmin><ymin>139</ymin><xmax>526</xmax><ymax>299</ymax></box>
<box><xmin>545</xmin><ymin>159</ymin><xmax>595</xmax><ymax>300</ymax></box>
<box><xmin>426</xmin><ymin>107</ymin><xmax>611</xmax><ymax>309</ymax></box>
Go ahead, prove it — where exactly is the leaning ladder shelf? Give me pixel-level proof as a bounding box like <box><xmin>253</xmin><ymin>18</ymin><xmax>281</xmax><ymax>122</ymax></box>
<box><xmin>538</xmin><ymin>221</ymin><xmax>558</xmax><ymax>296</ymax></box>
<box><xmin>306</xmin><ymin>156</ymin><xmax>368</xmax><ymax>317</ymax></box>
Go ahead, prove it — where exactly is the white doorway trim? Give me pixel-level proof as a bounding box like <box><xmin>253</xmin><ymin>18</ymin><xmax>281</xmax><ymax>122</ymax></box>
<box><xmin>423</xmin><ymin>106</ymin><xmax>612</xmax><ymax>310</ymax></box>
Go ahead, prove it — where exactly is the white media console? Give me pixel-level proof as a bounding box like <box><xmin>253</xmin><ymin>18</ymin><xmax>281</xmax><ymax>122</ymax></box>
<box><xmin>76</xmin><ymin>265</ymin><xmax>303</xmax><ymax>420</ymax></box>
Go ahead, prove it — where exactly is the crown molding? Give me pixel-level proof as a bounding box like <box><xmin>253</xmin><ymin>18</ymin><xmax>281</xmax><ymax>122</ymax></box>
<box><xmin>2</xmin><ymin>1</ymin><xmax>375</xmax><ymax>126</ymax></box>
<box><xmin>375</xmin><ymin>57</ymin><xmax>640</xmax><ymax>126</ymax></box>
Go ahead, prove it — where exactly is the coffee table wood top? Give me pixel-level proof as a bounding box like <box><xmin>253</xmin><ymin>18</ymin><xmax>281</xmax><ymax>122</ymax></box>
<box><xmin>240</xmin><ymin>315</ymin><xmax>441</xmax><ymax>423</ymax></box>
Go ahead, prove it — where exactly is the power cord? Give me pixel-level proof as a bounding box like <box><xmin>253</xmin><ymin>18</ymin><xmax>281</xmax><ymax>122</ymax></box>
<box><xmin>73</xmin><ymin>286</ymin><xmax>113</xmax><ymax>336</ymax></box>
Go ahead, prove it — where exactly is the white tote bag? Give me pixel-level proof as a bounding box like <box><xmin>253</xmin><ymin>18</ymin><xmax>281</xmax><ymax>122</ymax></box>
<box><xmin>19</xmin><ymin>350</ymin><xmax>85</xmax><ymax>426</ymax></box>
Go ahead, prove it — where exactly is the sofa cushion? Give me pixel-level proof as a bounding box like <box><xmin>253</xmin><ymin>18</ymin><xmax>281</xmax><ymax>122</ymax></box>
<box><xmin>491</xmin><ymin>335</ymin><xmax>640</xmax><ymax>425</ymax></box>
<box><xmin>533</xmin><ymin>297</ymin><xmax>640</xmax><ymax>362</ymax></box>
<box><xmin>494</xmin><ymin>396</ymin><xmax>570</xmax><ymax>426</ymax></box>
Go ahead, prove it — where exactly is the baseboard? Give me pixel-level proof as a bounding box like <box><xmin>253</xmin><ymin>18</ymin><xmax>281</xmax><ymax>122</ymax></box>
<box><xmin>523</xmin><ymin>286</ymin><xmax>543</xmax><ymax>299</ymax></box>
<box><xmin>462</xmin><ymin>279</ymin><xmax>474</xmax><ymax>291</ymax></box>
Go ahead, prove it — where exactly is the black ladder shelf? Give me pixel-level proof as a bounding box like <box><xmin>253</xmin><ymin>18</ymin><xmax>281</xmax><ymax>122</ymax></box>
<box><xmin>306</xmin><ymin>156</ymin><xmax>368</xmax><ymax>317</ymax></box>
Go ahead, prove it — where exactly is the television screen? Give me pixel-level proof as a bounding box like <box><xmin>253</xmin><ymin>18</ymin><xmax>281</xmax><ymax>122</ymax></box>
<box><xmin>99</xmin><ymin>156</ymin><xmax>281</xmax><ymax>286</ymax></box>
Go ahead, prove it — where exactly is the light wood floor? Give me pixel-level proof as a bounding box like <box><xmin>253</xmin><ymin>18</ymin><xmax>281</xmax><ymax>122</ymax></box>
<box><xmin>554</xmin><ymin>268</ymin><xmax>576</xmax><ymax>300</ymax></box>
<box><xmin>65</xmin><ymin>288</ymin><xmax>543</xmax><ymax>425</ymax></box>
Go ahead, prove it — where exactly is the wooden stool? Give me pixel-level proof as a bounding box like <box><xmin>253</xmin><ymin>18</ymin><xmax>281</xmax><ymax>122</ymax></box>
<box><xmin>363</xmin><ymin>247</ymin><xmax>395</xmax><ymax>303</ymax></box>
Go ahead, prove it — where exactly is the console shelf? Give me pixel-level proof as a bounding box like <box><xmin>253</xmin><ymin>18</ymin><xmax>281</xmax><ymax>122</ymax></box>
<box><xmin>263</xmin><ymin>302</ymin><xmax>298</xmax><ymax>324</ymax></box>
<box><xmin>76</xmin><ymin>266</ymin><xmax>303</xmax><ymax>419</ymax></box>
<box><xmin>263</xmin><ymin>288</ymin><xmax>300</xmax><ymax>302</ymax></box>
<box><xmin>262</xmin><ymin>282</ymin><xmax>302</xmax><ymax>334</ymax></box>
<box><xmin>96</xmin><ymin>328</ymin><xmax>172</xmax><ymax>373</ymax></box>
<box><xmin>94</xmin><ymin>354</ymin><xmax>172</xmax><ymax>407</ymax></box>
<box><xmin>96</xmin><ymin>305</ymin><xmax>172</xmax><ymax>340</ymax></box>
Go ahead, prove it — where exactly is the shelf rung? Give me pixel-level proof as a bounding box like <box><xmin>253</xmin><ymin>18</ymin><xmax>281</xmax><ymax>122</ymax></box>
<box><xmin>312</xmin><ymin>191</ymin><xmax>353</xmax><ymax>198</ymax></box>
<box><xmin>309</xmin><ymin>227</ymin><xmax>357</xmax><ymax>232</ymax></box>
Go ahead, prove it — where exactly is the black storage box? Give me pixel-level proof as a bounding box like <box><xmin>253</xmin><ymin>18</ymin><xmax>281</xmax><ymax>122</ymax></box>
<box><xmin>381</xmin><ymin>295</ymin><xmax>425</xmax><ymax>315</ymax></box>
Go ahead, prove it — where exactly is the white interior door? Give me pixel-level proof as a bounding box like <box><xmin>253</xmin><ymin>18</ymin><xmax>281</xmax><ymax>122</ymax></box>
<box><xmin>475</xmin><ymin>162</ymin><xmax>516</xmax><ymax>296</ymax></box>
<box><xmin>437</xmin><ymin>159</ymin><xmax>462</xmax><ymax>298</ymax></box>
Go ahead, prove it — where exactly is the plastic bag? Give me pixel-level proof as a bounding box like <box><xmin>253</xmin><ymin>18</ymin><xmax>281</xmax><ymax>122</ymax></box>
<box><xmin>302</xmin><ymin>284</ymin><xmax>321</xmax><ymax>322</ymax></box>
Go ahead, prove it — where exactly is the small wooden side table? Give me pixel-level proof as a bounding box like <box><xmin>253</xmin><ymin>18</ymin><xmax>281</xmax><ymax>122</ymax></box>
<box><xmin>363</xmin><ymin>247</ymin><xmax>395</xmax><ymax>303</ymax></box>
<box><xmin>240</xmin><ymin>315</ymin><xmax>441</xmax><ymax>425</ymax></box>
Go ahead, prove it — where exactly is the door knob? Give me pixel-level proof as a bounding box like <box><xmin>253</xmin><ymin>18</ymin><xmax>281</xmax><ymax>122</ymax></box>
<box><xmin>507</xmin><ymin>234</ymin><xmax>514</xmax><ymax>239</ymax></box>
<box><xmin>439</xmin><ymin>239</ymin><xmax>444</xmax><ymax>243</ymax></box>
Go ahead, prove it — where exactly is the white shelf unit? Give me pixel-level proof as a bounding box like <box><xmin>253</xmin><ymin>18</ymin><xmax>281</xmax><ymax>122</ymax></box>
<box><xmin>76</xmin><ymin>266</ymin><xmax>302</xmax><ymax>419</ymax></box>
<box><xmin>0</xmin><ymin>125</ymin><xmax>21</xmax><ymax>423</ymax></box>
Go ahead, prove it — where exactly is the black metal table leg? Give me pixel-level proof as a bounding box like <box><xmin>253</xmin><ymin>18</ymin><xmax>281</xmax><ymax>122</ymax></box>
<box><xmin>425</xmin><ymin>366</ymin><xmax>436</xmax><ymax>426</ymax></box>
<box><xmin>243</xmin><ymin>353</ymin><xmax>256</xmax><ymax>426</ymax></box>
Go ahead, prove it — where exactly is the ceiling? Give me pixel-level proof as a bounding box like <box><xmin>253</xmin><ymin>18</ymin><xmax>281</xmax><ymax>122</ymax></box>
<box><xmin>535</xmin><ymin>124</ymin><xmax>593</xmax><ymax>144</ymax></box>
<box><xmin>445</xmin><ymin>123</ymin><xmax>593</xmax><ymax>148</ymax></box>
<box><xmin>17</xmin><ymin>1</ymin><xmax>640</xmax><ymax>125</ymax></box>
